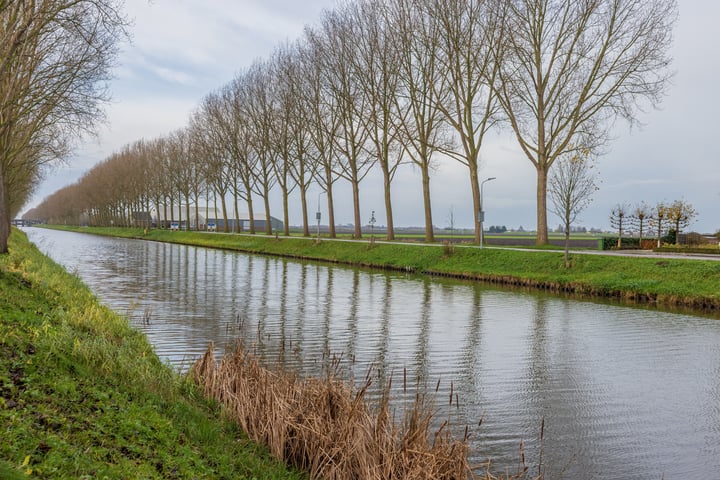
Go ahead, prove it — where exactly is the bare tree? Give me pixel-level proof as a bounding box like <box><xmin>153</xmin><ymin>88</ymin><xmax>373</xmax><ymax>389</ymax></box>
<box><xmin>299</xmin><ymin>34</ymin><xmax>342</xmax><ymax>238</ymax></box>
<box><xmin>276</xmin><ymin>43</ymin><xmax>317</xmax><ymax>237</ymax></box>
<box><xmin>314</xmin><ymin>8</ymin><xmax>373</xmax><ymax>239</ymax></box>
<box><xmin>610</xmin><ymin>203</ymin><xmax>630</xmax><ymax>249</ymax></box>
<box><xmin>243</xmin><ymin>61</ymin><xmax>279</xmax><ymax>235</ymax></box>
<box><xmin>146</xmin><ymin>137</ymin><xmax>171</xmax><ymax>229</ymax></box>
<box><xmin>548</xmin><ymin>150</ymin><xmax>598</xmax><ymax>267</ymax></box>
<box><xmin>649</xmin><ymin>202</ymin><xmax>667</xmax><ymax>248</ymax></box>
<box><xmin>346</xmin><ymin>0</ymin><xmax>405</xmax><ymax>240</ymax></box>
<box><xmin>493</xmin><ymin>0</ymin><xmax>677</xmax><ymax>245</ymax></box>
<box><xmin>631</xmin><ymin>202</ymin><xmax>651</xmax><ymax>245</ymax></box>
<box><xmin>167</xmin><ymin>129</ymin><xmax>194</xmax><ymax>230</ymax></box>
<box><xmin>0</xmin><ymin>0</ymin><xmax>128</xmax><ymax>252</ymax></box>
<box><xmin>228</xmin><ymin>81</ymin><xmax>259</xmax><ymax>234</ymax></box>
<box><xmin>197</xmin><ymin>82</ymin><xmax>256</xmax><ymax>234</ymax></box>
<box><xmin>190</xmin><ymin>95</ymin><xmax>233</xmax><ymax>232</ymax></box>
<box><xmin>431</xmin><ymin>0</ymin><xmax>502</xmax><ymax>244</ymax></box>
<box><xmin>269</xmin><ymin>44</ymin><xmax>317</xmax><ymax>236</ymax></box>
<box><xmin>391</xmin><ymin>0</ymin><xmax>453</xmax><ymax>242</ymax></box>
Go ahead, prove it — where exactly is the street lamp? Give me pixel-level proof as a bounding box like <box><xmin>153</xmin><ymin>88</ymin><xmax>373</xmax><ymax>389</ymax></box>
<box><xmin>479</xmin><ymin>177</ymin><xmax>496</xmax><ymax>249</ymax></box>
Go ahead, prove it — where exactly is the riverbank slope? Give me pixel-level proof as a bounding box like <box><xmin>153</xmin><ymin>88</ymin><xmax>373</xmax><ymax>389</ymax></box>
<box><xmin>0</xmin><ymin>229</ymin><xmax>304</xmax><ymax>479</ymax></box>
<box><xmin>43</xmin><ymin>226</ymin><xmax>720</xmax><ymax>313</ymax></box>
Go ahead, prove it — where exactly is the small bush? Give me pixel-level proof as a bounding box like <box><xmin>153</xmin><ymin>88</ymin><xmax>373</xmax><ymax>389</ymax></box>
<box><xmin>600</xmin><ymin>237</ymin><xmax>641</xmax><ymax>250</ymax></box>
<box><xmin>662</xmin><ymin>229</ymin><xmax>677</xmax><ymax>245</ymax></box>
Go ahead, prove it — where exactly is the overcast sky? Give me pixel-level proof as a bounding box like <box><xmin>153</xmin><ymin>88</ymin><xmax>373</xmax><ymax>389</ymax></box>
<box><xmin>25</xmin><ymin>0</ymin><xmax>720</xmax><ymax>234</ymax></box>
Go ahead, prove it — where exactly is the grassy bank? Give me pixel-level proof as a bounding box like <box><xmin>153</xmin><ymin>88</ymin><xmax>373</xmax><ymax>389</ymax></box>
<box><xmin>0</xmin><ymin>229</ymin><xmax>304</xmax><ymax>479</ymax></box>
<box><xmin>43</xmin><ymin>226</ymin><xmax>720</xmax><ymax>313</ymax></box>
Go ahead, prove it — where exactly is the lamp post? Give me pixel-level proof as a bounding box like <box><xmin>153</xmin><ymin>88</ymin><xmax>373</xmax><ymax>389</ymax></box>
<box><xmin>479</xmin><ymin>177</ymin><xmax>496</xmax><ymax>249</ymax></box>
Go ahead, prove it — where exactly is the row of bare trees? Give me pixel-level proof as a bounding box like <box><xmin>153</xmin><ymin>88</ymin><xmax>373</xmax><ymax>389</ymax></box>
<box><xmin>610</xmin><ymin>200</ymin><xmax>698</xmax><ymax>247</ymax></box>
<box><xmin>0</xmin><ymin>0</ymin><xmax>127</xmax><ymax>252</ymax></box>
<box><xmin>26</xmin><ymin>0</ymin><xmax>677</xmax><ymax>245</ymax></box>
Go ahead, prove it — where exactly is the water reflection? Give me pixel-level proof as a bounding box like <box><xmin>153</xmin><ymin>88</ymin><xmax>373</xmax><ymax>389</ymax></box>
<box><xmin>25</xmin><ymin>228</ymin><xmax>720</xmax><ymax>480</ymax></box>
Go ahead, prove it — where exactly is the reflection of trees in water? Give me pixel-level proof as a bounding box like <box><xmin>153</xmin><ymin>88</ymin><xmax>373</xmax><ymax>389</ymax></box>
<box><xmin>344</xmin><ymin>270</ymin><xmax>361</xmax><ymax>362</ymax></box>
<box><xmin>322</xmin><ymin>268</ymin><xmax>334</xmax><ymax>360</ymax></box>
<box><xmin>276</xmin><ymin>261</ymin><xmax>289</xmax><ymax>364</ymax></box>
<box><xmin>459</xmin><ymin>287</ymin><xmax>484</xmax><ymax>411</ymax></box>
<box><xmin>412</xmin><ymin>279</ymin><xmax>433</xmax><ymax>389</ymax></box>
<box><xmin>374</xmin><ymin>276</ymin><xmax>392</xmax><ymax>390</ymax></box>
<box><xmin>292</xmin><ymin>263</ymin><xmax>309</xmax><ymax>360</ymax></box>
<box><xmin>255</xmin><ymin>257</ymin><xmax>272</xmax><ymax>358</ymax></box>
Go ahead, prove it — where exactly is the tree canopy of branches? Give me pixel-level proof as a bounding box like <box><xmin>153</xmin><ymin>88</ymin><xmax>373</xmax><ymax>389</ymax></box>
<box><xmin>26</xmin><ymin>0</ymin><xmax>678</xmax><ymax>247</ymax></box>
<box><xmin>0</xmin><ymin>0</ymin><xmax>127</xmax><ymax>252</ymax></box>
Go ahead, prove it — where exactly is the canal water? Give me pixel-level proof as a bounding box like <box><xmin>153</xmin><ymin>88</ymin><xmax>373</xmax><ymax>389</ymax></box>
<box><xmin>25</xmin><ymin>228</ymin><xmax>720</xmax><ymax>479</ymax></box>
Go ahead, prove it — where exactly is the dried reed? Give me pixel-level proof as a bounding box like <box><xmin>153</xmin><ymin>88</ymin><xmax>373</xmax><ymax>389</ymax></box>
<box><xmin>191</xmin><ymin>342</ymin><xmax>468</xmax><ymax>479</ymax></box>
<box><xmin>191</xmin><ymin>343</ymin><xmax>541</xmax><ymax>480</ymax></box>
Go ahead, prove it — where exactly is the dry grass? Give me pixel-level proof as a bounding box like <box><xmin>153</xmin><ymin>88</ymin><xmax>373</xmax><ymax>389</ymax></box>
<box><xmin>191</xmin><ymin>343</ymin><xmax>541</xmax><ymax>480</ymax></box>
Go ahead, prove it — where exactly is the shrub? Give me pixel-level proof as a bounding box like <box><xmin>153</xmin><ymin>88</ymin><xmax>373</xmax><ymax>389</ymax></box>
<box><xmin>662</xmin><ymin>229</ymin><xmax>676</xmax><ymax>245</ymax></box>
<box><xmin>600</xmin><ymin>237</ymin><xmax>641</xmax><ymax>250</ymax></box>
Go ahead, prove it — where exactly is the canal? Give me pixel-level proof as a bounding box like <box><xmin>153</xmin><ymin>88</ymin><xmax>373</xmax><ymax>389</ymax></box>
<box><xmin>25</xmin><ymin>228</ymin><xmax>720</xmax><ymax>479</ymax></box>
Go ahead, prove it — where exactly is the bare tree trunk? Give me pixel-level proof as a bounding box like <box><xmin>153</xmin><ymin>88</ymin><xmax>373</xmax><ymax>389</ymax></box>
<box><xmin>185</xmin><ymin>199</ymin><xmax>190</xmax><ymax>232</ymax></box>
<box><xmin>281</xmin><ymin>186</ymin><xmax>289</xmax><ymax>236</ymax></box>
<box><xmin>220</xmin><ymin>195</ymin><xmax>229</xmax><ymax>233</ymax></box>
<box><xmin>263</xmin><ymin>186</ymin><xmax>272</xmax><ymax>235</ymax></box>
<box><xmin>177</xmin><ymin>202</ymin><xmax>182</xmax><ymax>230</ymax></box>
<box><xmin>351</xmin><ymin>174</ymin><xmax>362</xmax><ymax>239</ymax></box>
<box><xmin>233</xmin><ymin>194</ymin><xmax>240</xmax><ymax>233</ymax></box>
<box><xmin>205</xmin><ymin>190</ymin><xmax>210</xmax><ymax>231</ymax></box>
<box><xmin>246</xmin><ymin>196</ymin><xmax>255</xmax><ymax>234</ymax></box>
<box><xmin>536</xmin><ymin>165</ymin><xmax>549</xmax><ymax>245</ymax></box>
<box><xmin>383</xmin><ymin>166</ymin><xmax>395</xmax><ymax>241</ymax></box>
<box><xmin>564</xmin><ymin>227</ymin><xmax>571</xmax><ymax>268</ymax></box>
<box><xmin>325</xmin><ymin>168</ymin><xmax>336</xmax><ymax>238</ymax></box>
<box><xmin>0</xmin><ymin>164</ymin><xmax>9</xmax><ymax>253</ymax></box>
<box><xmin>470</xmin><ymin>168</ymin><xmax>481</xmax><ymax>244</ymax></box>
<box><xmin>422</xmin><ymin>166</ymin><xmax>434</xmax><ymax>243</ymax></box>
<box><xmin>300</xmin><ymin>188</ymin><xmax>309</xmax><ymax>237</ymax></box>
<box><xmin>194</xmin><ymin>200</ymin><xmax>199</xmax><ymax>231</ymax></box>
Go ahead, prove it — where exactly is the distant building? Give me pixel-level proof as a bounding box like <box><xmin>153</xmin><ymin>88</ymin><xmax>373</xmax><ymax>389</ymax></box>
<box><xmin>153</xmin><ymin>206</ymin><xmax>283</xmax><ymax>232</ymax></box>
<box><xmin>131</xmin><ymin>211</ymin><xmax>153</xmax><ymax>227</ymax></box>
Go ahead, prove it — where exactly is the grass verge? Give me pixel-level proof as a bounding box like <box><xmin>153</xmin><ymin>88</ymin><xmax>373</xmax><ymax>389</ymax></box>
<box><xmin>1</xmin><ymin>229</ymin><xmax>305</xmax><ymax>479</ymax></box>
<box><xmin>43</xmin><ymin>226</ymin><xmax>720</xmax><ymax>314</ymax></box>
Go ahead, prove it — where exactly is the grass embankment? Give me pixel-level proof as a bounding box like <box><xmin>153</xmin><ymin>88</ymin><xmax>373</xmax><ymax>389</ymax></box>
<box><xmin>47</xmin><ymin>226</ymin><xmax>720</xmax><ymax>312</ymax></box>
<box><xmin>0</xmin><ymin>229</ymin><xmax>305</xmax><ymax>479</ymax></box>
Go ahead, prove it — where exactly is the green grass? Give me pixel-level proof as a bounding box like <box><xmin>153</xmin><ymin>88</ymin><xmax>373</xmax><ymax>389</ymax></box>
<box><xmin>1</xmin><ymin>229</ymin><xmax>305</xmax><ymax>479</ymax></box>
<box><xmin>42</xmin><ymin>225</ymin><xmax>720</xmax><ymax>312</ymax></box>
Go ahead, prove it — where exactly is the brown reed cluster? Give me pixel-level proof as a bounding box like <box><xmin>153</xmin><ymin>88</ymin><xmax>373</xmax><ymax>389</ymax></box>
<box><xmin>191</xmin><ymin>343</ymin><xmax>483</xmax><ymax>480</ymax></box>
